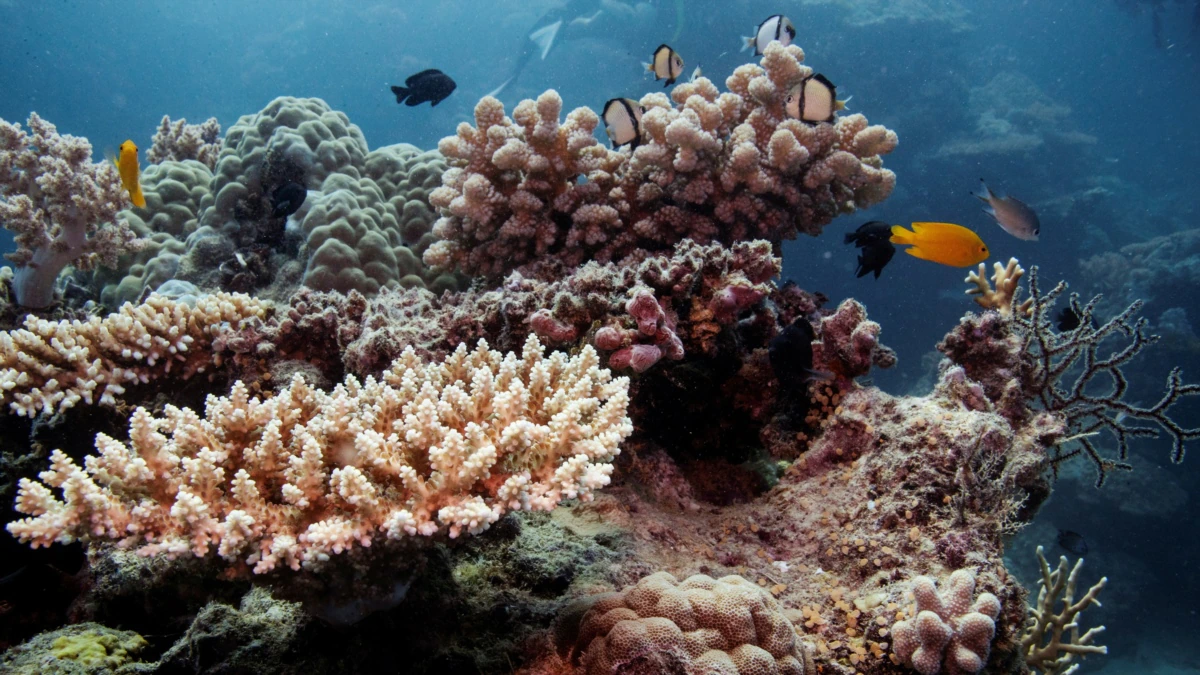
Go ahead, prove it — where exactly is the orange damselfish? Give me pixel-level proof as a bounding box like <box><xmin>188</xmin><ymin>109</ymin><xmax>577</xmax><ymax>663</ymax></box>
<box><xmin>889</xmin><ymin>222</ymin><xmax>989</xmax><ymax>268</ymax></box>
<box><xmin>115</xmin><ymin>139</ymin><xmax>145</xmax><ymax>208</ymax></box>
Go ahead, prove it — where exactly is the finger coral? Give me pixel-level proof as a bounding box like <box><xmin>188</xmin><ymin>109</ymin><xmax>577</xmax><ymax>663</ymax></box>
<box><xmin>891</xmin><ymin>569</ymin><xmax>1002</xmax><ymax>675</ymax></box>
<box><xmin>425</xmin><ymin>42</ymin><xmax>896</xmax><ymax>278</ymax></box>
<box><xmin>7</xmin><ymin>335</ymin><xmax>632</xmax><ymax>574</ymax></box>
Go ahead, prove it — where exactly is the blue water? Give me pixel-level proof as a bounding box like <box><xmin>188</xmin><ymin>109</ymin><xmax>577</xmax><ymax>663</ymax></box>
<box><xmin>1</xmin><ymin>0</ymin><xmax>1198</xmax><ymax>671</ymax></box>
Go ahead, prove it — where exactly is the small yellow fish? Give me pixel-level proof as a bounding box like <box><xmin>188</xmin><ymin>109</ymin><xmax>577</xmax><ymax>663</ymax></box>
<box><xmin>889</xmin><ymin>222</ymin><xmax>989</xmax><ymax>268</ymax></box>
<box><xmin>115</xmin><ymin>139</ymin><xmax>145</xmax><ymax>208</ymax></box>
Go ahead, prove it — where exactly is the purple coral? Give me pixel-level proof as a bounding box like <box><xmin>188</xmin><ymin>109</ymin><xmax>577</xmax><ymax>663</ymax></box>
<box><xmin>892</xmin><ymin>570</ymin><xmax>1002</xmax><ymax>675</ymax></box>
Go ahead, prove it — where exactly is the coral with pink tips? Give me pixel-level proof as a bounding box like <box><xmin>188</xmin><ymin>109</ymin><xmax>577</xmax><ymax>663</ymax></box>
<box><xmin>891</xmin><ymin>569</ymin><xmax>1002</xmax><ymax>675</ymax></box>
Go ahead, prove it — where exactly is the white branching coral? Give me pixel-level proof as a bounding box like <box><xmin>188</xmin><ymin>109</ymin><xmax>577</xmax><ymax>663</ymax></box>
<box><xmin>1022</xmin><ymin>546</ymin><xmax>1108</xmax><ymax>675</ymax></box>
<box><xmin>0</xmin><ymin>292</ymin><xmax>270</xmax><ymax>418</ymax></box>
<box><xmin>7</xmin><ymin>335</ymin><xmax>632</xmax><ymax>574</ymax></box>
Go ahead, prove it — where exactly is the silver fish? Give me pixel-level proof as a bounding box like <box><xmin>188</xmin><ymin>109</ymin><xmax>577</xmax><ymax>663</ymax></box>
<box><xmin>974</xmin><ymin>179</ymin><xmax>1040</xmax><ymax>241</ymax></box>
<box><xmin>602</xmin><ymin>98</ymin><xmax>644</xmax><ymax>150</ymax></box>
<box><xmin>743</xmin><ymin>15</ymin><xmax>796</xmax><ymax>55</ymax></box>
<box><xmin>645</xmin><ymin>44</ymin><xmax>684</xmax><ymax>87</ymax></box>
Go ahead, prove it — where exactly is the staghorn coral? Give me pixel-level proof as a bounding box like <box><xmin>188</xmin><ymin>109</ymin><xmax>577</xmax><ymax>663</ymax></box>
<box><xmin>890</xmin><ymin>569</ymin><xmax>1002</xmax><ymax>675</ymax></box>
<box><xmin>7</xmin><ymin>335</ymin><xmax>632</xmax><ymax>574</ymax></box>
<box><xmin>568</xmin><ymin>571</ymin><xmax>813</xmax><ymax>674</ymax></box>
<box><xmin>964</xmin><ymin>258</ymin><xmax>1032</xmax><ymax>318</ymax></box>
<box><xmin>426</xmin><ymin>43</ymin><xmax>896</xmax><ymax>278</ymax></box>
<box><xmin>1020</xmin><ymin>546</ymin><xmax>1107</xmax><ymax>675</ymax></box>
<box><xmin>0</xmin><ymin>113</ymin><xmax>143</xmax><ymax>308</ymax></box>
<box><xmin>0</xmin><ymin>291</ymin><xmax>270</xmax><ymax>418</ymax></box>
<box><xmin>940</xmin><ymin>262</ymin><xmax>1200</xmax><ymax>485</ymax></box>
<box><xmin>146</xmin><ymin>115</ymin><xmax>222</xmax><ymax>170</ymax></box>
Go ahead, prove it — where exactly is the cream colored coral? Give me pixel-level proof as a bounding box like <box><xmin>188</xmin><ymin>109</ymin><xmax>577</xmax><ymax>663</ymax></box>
<box><xmin>1022</xmin><ymin>546</ymin><xmax>1108</xmax><ymax>675</ymax></box>
<box><xmin>966</xmin><ymin>257</ymin><xmax>1033</xmax><ymax>317</ymax></box>
<box><xmin>7</xmin><ymin>335</ymin><xmax>632</xmax><ymax>574</ymax></box>
<box><xmin>0</xmin><ymin>292</ymin><xmax>269</xmax><ymax>418</ymax></box>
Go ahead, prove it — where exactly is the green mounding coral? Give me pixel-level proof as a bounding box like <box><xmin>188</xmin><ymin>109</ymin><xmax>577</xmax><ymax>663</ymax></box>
<box><xmin>0</xmin><ymin>623</ymin><xmax>148</xmax><ymax>674</ymax></box>
<box><xmin>93</xmin><ymin>159</ymin><xmax>213</xmax><ymax>308</ymax></box>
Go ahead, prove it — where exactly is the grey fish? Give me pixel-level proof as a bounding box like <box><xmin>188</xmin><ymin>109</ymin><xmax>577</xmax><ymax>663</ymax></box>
<box><xmin>391</xmin><ymin>69</ymin><xmax>456</xmax><ymax>107</ymax></box>
<box><xmin>974</xmin><ymin>179</ymin><xmax>1040</xmax><ymax>241</ymax></box>
<box><xmin>1057</xmin><ymin>529</ymin><xmax>1088</xmax><ymax>556</ymax></box>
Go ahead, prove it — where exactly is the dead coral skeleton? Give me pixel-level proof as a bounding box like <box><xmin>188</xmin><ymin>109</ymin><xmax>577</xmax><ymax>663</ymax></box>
<box><xmin>1021</xmin><ymin>545</ymin><xmax>1107</xmax><ymax>675</ymax></box>
<box><xmin>1014</xmin><ymin>265</ymin><xmax>1200</xmax><ymax>486</ymax></box>
<box><xmin>965</xmin><ymin>257</ymin><xmax>1033</xmax><ymax>317</ymax></box>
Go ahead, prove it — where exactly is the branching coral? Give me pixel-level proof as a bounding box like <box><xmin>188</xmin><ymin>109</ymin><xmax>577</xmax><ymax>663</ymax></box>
<box><xmin>146</xmin><ymin>115</ymin><xmax>222</xmax><ymax>170</ymax></box>
<box><xmin>1021</xmin><ymin>546</ymin><xmax>1107</xmax><ymax>675</ymax></box>
<box><xmin>0</xmin><ymin>113</ymin><xmax>143</xmax><ymax>308</ymax></box>
<box><xmin>7</xmin><ymin>335</ymin><xmax>632</xmax><ymax>574</ymax></box>
<box><xmin>965</xmin><ymin>258</ymin><xmax>1032</xmax><ymax>318</ymax></box>
<box><xmin>0</xmin><ymin>291</ymin><xmax>270</xmax><ymax>419</ymax></box>
<box><xmin>940</xmin><ymin>261</ymin><xmax>1200</xmax><ymax>485</ymax></box>
<box><xmin>426</xmin><ymin>43</ymin><xmax>896</xmax><ymax>278</ymax></box>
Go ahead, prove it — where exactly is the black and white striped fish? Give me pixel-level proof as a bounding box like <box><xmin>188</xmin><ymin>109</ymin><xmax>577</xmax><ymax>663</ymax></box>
<box><xmin>743</xmin><ymin>15</ymin><xmax>796</xmax><ymax>55</ymax></box>
<box><xmin>784</xmin><ymin>74</ymin><xmax>846</xmax><ymax>124</ymax></box>
<box><xmin>644</xmin><ymin>44</ymin><xmax>684</xmax><ymax>87</ymax></box>
<box><xmin>602</xmin><ymin>98</ymin><xmax>645</xmax><ymax>150</ymax></box>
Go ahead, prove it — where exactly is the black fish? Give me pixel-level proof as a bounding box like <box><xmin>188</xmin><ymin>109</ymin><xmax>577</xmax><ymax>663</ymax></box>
<box><xmin>271</xmin><ymin>181</ymin><xmax>307</xmax><ymax>218</ymax></box>
<box><xmin>844</xmin><ymin>220</ymin><xmax>896</xmax><ymax>279</ymax></box>
<box><xmin>1054</xmin><ymin>306</ymin><xmax>1096</xmax><ymax>332</ymax></box>
<box><xmin>391</xmin><ymin>69</ymin><xmax>456</xmax><ymax>107</ymax></box>
<box><xmin>1057</xmin><ymin>529</ymin><xmax>1088</xmax><ymax>556</ymax></box>
<box><xmin>770</xmin><ymin>318</ymin><xmax>817</xmax><ymax>391</ymax></box>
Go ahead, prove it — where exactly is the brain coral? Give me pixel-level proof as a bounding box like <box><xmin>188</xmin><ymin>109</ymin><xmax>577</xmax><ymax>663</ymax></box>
<box><xmin>572</xmin><ymin>571</ymin><xmax>812</xmax><ymax>674</ymax></box>
<box><xmin>93</xmin><ymin>159</ymin><xmax>213</xmax><ymax>307</ymax></box>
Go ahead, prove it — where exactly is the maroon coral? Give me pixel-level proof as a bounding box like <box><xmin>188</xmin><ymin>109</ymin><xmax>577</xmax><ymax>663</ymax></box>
<box><xmin>812</xmin><ymin>299</ymin><xmax>897</xmax><ymax>381</ymax></box>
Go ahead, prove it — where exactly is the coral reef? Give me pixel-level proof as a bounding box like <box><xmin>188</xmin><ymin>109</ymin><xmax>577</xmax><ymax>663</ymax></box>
<box><xmin>939</xmin><ymin>262</ymin><xmax>1200</xmax><ymax>484</ymax></box>
<box><xmin>1021</xmin><ymin>546</ymin><xmax>1107</xmax><ymax>675</ymax></box>
<box><xmin>563</xmin><ymin>571</ymin><xmax>813</xmax><ymax>674</ymax></box>
<box><xmin>7</xmin><ymin>336</ymin><xmax>632</xmax><ymax>573</ymax></box>
<box><xmin>146</xmin><ymin>115</ymin><xmax>222</xmax><ymax>170</ymax></box>
<box><xmin>0</xmin><ymin>291</ymin><xmax>269</xmax><ymax>418</ymax></box>
<box><xmin>425</xmin><ymin>43</ymin><xmax>896</xmax><ymax>278</ymax></box>
<box><xmin>0</xmin><ymin>113</ymin><xmax>143</xmax><ymax>308</ymax></box>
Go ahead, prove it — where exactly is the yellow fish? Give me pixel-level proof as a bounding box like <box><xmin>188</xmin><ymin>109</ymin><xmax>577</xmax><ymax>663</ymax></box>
<box><xmin>889</xmin><ymin>222</ymin><xmax>989</xmax><ymax>268</ymax></box>
<box><xmin>114</xmin><ymin>139</ymin><xmax>146</xmax><ymax>208</ymax></box>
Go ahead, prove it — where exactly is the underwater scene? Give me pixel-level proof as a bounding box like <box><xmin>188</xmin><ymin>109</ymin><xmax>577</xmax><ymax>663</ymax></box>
<box><xmin>1</xmin><ymin>0</ymin><xmax>1198</xmax><ymax>673</ymax></box>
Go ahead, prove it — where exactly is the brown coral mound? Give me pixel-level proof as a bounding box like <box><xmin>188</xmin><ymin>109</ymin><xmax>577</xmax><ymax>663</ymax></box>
<box><xmin>571</xmin><ymin>571</ymin><xmax>813</xmax><ymax>675</ymax></box>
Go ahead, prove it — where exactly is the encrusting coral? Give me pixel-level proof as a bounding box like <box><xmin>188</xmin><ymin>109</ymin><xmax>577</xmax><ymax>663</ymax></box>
<box><xmin>0</xmin><ymin>291</ymin><xmax>270</xmax><ymax>418</ymax></box>
<box><xmin>1020</xmin><ymin>546</ymin><xmax>1107</xmax><ymax>675</ymax></box>
<box><xmin>425</xmin><ymin>42</ymin><xmax>896</xmax><ymax>278</ymax></box>
<box><xmin>0</xmin><ymin>113</ymin><xmax>143</xmax><ymax>309</ymax></box>
<box><xmin>7</xmin><ymin>335</ymin><xmax>632</xmax><ymax>573</ymax></box>
<box><xmin>890</xmin><ymin>569</ymin><xmax>1002</xmax><ymax>675</ymax></box>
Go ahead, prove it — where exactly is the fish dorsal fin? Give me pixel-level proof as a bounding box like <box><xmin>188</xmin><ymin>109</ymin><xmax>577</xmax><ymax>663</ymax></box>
<box><xmin>529</xmin><ymin>20</ymin><xmax>562</xmax><ymax>60</ymax></box>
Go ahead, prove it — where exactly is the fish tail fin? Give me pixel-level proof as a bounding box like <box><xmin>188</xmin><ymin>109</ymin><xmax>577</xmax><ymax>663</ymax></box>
<box><xmin>529</xmin><ymin>20</ymin><xmax>561</xmax><ymax>60</ymax></box>
<box><xmin>974</xmin><ymin>178</ymin><xmax>993</xmax><ymax>201</ymax></box>
<box><xmin>888</xmin><ymin>224</ymin><xmax>915</xmax><ymax>246</ymax></box>
<box><xmin>131</xmin><ymin>187</ymin><xmax>146</xmax><ymax>208</ymax></box>
<box><xmin>741</xmin><ymin>36</ymin><xmax>754</xmax><ymax>52</ymax></box>
<box><xmin>643</xmin><ymin>61</ymin><xmax>653</xmax><ymax>72</ymax></box>
<box><xmin>485</xmin><ymin>78</ymin><xmax>513</xmax><ymax>100</ymax></box>
<box><xmin>390</xmin><ymin>86</ymin><xmax>409</xmax><ymax>103</ymax></box>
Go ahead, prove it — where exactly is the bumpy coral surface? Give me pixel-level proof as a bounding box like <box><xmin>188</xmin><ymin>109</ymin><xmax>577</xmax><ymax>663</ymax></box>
<box><xmin>571</xmin><ymin>571</ymin><xmax>813</xmax><ymax>674</ymax></box>
<box><xmin>8</xmin><ymin>336</ymin><xmax>632</xmax><ymax>573</ymax></box>
<box><xmin>147</xmin><ymin>115</ymin><xmax>222</xmax><ymax>170</ymax></box>
<box><xmin>891</xmin><ymin>569</ymin><xmax>1002</xmax><ymax>675</ymax></box>
<box><xmin>426</xmin><ymin>43</ymin><xmax>896</xmax><ymax>278</ymax></box>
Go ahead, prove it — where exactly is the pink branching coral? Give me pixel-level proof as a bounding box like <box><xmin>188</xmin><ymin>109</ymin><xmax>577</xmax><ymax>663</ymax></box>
<box><xmin>425</xmin><ymin>42</ymin><xmax>896</xmax><ymax>278</ymax></box>
<box><xmin>0</xmin><ymin>291</ymin><xmax>270</xmax><ymax>419</ymax></box>
<box><xmin>0</xmin><ymin>113</ymin><xmax>143</xmax><ymax>308</ymax></box>
<box><xmin>940</xmin><ymin>263</ymin><xmax>1200</xmax><ymax>485</ymax></box>
<box><xmin>7</xmin><ymin>335</ymin><xmax>632</xmax><ymax>574</ymax></box>
<box><xmin>146</xmin><ymin>115</ymin><xmax>222</xmax><ymax>170</ymax></box>
<box><xmin>891</xmin><ymin>569</ymin><xmax>1002</xmax><ymax>675</ymax></box>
